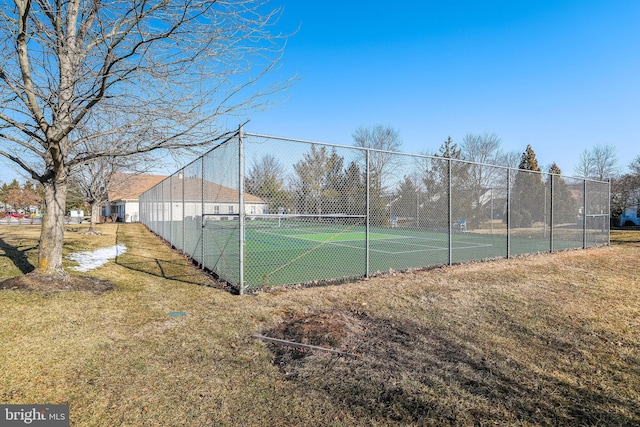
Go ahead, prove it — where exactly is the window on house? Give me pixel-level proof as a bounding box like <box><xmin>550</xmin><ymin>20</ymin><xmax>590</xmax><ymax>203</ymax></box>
<box><xmin>228</xmin><ymin>206</ymin><xmax>234</xmax><ymax>214</ymax></box>
<box><xmin>214</xmin><ymin>205</ymin><xmax>220</xmax><ymax>214</ymax></box>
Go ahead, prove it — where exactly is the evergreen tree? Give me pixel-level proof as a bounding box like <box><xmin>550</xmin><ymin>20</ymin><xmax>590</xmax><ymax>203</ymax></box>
<box><xmin>245</xmin><ymin>154</ymin><xmax>291</xmax><ymax>214</ymax></box>
<box><xmin>396</xmin><ymin>176</ymin><xmax>420</xmax><ymax>227</ymax></box>
<box><xmin>547</xmin><ymin>163</ymin><xmax>578</xmax><ymax>225</ymax></box>
<box><xmin>519</xmin><ymin>145</ymin><xmax>541</xmax><ymax>172</ymax></box>
<box><xmin>292</xmin><ymin>145</ymin><xmax>345</xmax><ymax>215</ymax></box>
<box><xmin>340</xmin><ymin>161</ymin><xmax>366</xmax><ymax>217</ymax></box>
<box><xmin>511</xmin><ymin>145</ymin><xmax>545</xmax><ymax>227</ymax></box>
<box><xmin>321</xmin><ymin>150</ymin><xmax>345</xmax><ymax>214</ymax></box>
<box><xmin>437</xmin><ymin>136</ymin><xmax>461</xmax><ymax>159</ymax></box>
<box><xmin>419</xmin><ymin>137</ymin><xmax>471</xmax><ymax>229</ymax></box>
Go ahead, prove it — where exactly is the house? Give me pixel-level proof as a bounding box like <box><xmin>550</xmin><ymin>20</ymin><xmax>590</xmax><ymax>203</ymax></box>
<box><xmin>102</xmin><ymin>173</ymin><xmax>268</xmax><ymax>222</ymax></box>
<box><xmin>102</xmin><ymin>174</ymin><xmax>166</xmax><ymax>222</ymax></box>
<box><xmin>152</xmin><ymin>175</ymin><xmax>268</xmax><ymax>221</ymax></box>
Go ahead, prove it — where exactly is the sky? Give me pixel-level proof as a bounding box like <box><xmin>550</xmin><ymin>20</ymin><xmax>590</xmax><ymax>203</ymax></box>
<box><xmin>1</xmin><ymin>0</ymin><xmax>639</xmax><ymax>184</ymax></box>
<box><xmin>240</xmin><ymin>0</ymin><xmax>640</xmax><ymax>176</ymax></box>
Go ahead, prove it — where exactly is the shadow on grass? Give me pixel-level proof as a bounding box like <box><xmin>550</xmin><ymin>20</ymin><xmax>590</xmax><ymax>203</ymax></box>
<box><xmin>0</xmin><ymin>237</ymin><xmax>36</xmax><ymax>275</ymax></box>
<box><xmin>113</xmin><ymin>224</ymin><xmax>212</xmax><ymax>286</ymax></box>
<box><xmin>115</xmin><ymin>253</ymin><xmax>211</xmax><ymax>285</ymax></box>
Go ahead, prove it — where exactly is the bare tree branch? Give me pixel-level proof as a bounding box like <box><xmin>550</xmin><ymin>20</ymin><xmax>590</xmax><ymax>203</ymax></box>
<box><xmin>0</xmin><ymin>0</ymin><xmax>293</xmax><ymax>276</ymax></box>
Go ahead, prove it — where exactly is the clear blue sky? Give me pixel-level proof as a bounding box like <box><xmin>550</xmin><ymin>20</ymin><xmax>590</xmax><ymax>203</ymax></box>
<box><xmin>243</xmin><ymin>0</ymin><xmax>640</xmax><ymax>176</ymax></box>
<box><xmin>2</xmin><ymin>0</ymin><xmax>639</xmax><ymax>184</ymax></box>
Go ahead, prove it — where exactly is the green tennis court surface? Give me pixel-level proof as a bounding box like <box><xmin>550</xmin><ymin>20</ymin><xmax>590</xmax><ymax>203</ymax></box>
<box><xmin>172</xmin><ymin>217</ymin><xmax>605</xmax><ymax>290</ymax></box>
<box><xmin>232</xmin><ymin>222</ymin><xmax>587</xmax><ymax>289</ymax></box>
<box><xmin>289</xmin><ymin>231</ymin><xmax>402</xmax><ymax>243</ymax></box>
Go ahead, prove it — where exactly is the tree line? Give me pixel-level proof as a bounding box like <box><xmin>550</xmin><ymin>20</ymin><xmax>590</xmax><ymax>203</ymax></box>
<box><xmin>245</xmin><ymin>126</ymin><xmax>597</xmax><ymax>230</ymax></box>
<box><xmin>0</xmin><ymin>176</ymin><xmax>113</xmax><ymax>223</ymax></box>
<box><xmin>3</xmin><ymin>124</ymin><xmax>633</xmax><ymax>233</ymax></box>
<box><xmin>0</xmin><ymin>180</ymin><xmax>42</xmax><ymax>217</ymax></box>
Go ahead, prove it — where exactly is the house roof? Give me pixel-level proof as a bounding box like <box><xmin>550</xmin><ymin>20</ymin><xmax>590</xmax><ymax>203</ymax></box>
<box><xmin>176</xmin><ymin>176</ymin><xmax>265</xmax><ymax>204</ymax></box>
<box><xmin>108</xmin><ymin>174</ymin><xmax>167</xmax><ymax>201</ymax></box>
<box><xmin>108</xmin><ymin>173</ymin><xmax>265</xmax><ymax>204</ymax></box>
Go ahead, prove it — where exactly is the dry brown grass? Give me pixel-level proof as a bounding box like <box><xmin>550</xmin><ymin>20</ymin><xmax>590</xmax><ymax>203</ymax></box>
<box><xmin>0</xmin><ymin>224</ymin><xmax>638</xmax><ymax>426</ymax></box>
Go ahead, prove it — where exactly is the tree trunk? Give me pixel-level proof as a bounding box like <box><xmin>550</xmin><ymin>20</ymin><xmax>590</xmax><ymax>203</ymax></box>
<box><xmin>37</xmin><ymin>180</ymin><xmax>68</xmax><ymax>276</ymax></box>
<box><xmin>88</xmin><ymin>202</ymin><xmax>101</xmax><ymax>233</ymax></box>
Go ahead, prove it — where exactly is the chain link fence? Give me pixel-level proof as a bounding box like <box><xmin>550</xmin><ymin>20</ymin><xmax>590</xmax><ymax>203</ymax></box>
<box><xmin>139</xmin><ymin>129</ymin><xmax>610</xmax><ymax>294</ymax></box>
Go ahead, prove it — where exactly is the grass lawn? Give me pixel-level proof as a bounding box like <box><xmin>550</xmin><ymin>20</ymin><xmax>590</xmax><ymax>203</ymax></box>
<box><xmin>0</xmin><ymin>223</ymin><xmax>638</xmax><ymax>426</ymax></box>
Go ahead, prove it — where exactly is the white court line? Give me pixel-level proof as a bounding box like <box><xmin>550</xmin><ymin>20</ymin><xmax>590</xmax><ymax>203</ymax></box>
<box><xmin>322</xmin><ymin>240</ymin><xmax>493</xmax><ymax>255</ymax></box>
<box><xmin>367</xmin><ymin>243</ymin><xmax>494</xmax><ymax>255</ymax></box>
<box><xmin>251</xmin><ymin>229</ymin><xmax>495</xmax><ymax>254</ymax></box>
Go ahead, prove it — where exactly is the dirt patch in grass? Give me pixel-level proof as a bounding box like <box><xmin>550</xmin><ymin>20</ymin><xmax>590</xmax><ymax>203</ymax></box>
<box><xmin>264</xmin><ymin>310</ymin><xmax>468</xmax><ymax>422</ymax></box>
<box><xmin>264</xmin><ymin>310</ymin><xmax>365</xmax><ymax>369</ymax></box>
<box><xmin>262</xmin><ymin>287</ymin><xmax>640</xmax><ymax>425</ymax></box>
<box><xmin>0</xmin><ymin>272</ymin><xmax>113</xmax><ymax>294</ymax></box>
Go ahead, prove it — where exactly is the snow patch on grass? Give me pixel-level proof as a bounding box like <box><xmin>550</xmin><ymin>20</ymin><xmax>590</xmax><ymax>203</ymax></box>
<box><xmin>67</xmin><ymin>244</ymin><xmax>127</xmax><ymax>272</ymax></box>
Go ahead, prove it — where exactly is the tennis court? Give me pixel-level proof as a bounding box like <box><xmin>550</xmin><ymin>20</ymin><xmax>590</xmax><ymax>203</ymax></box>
<box><xmin>174</xmin><ymin>215</ymin><xmax>604</xmax><ymax>290</ymax></box>
<box><xmin>140</xmin><ymin>130</ymin><xmax>610</xmax><ymax>293</ymax></box>
<box><xmin>231</xmin><ymin>216</ymin><xmax>583</xmax><ymax>288</ymax></box>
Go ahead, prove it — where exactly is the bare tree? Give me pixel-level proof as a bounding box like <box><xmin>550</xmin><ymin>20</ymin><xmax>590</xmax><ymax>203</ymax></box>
<box><xmin>574</xmin><ymin>149</ymin><xmax>594</xmax><ymax>178</ymax></box>
<box><xmin>501</xmin><ymin>150</ymin><xmax>522</xmax><ymax>169</ymax></box>
<box><xmin>0</xmin><ymin>0</ymin><xmax>290</xmax><ymax>279</ymax></box>
<box><xmin>629</xmin><ymin>155</ymin><xmax>640</xmax><ymax>177</ymax></box>
<box><xmin>291</xmin><ymin>145</ymin><xmax>343</xmax><ymax>215</ymax></box>
<box><xmin>591</xmin><ymin>144</ymin><xmax>619</xmax><ymax>180</ymax></box>
<box><xmin>352</xmin><ymin>125</ymin><xmax>402</xmax><ymax>189</ymax></box>
<box><xmin>70</xmin><ymin>111</ymin><xmax>154</xmax><ymax>233</ymax></box>
<box><xmin>461</xmin><ymin>132</ymin><xmax>503</xmax><ymax>165</ymax></box>
<box><xmin>245</xmin><ymin>154</ymin><xmax>290</xmax><ymax>213</ymax></box>
<box><xmin>71</xmin><ymin>156</ymin><xmax>133</xmax><ymax>233</ymax></box>
<box><xmin>460</xmin><ymin>132</ymin><xmax>506</xmax><ymax>225</ymax></box>
<box><xmin>574</xmin><ymin>145</ymin><xmax>619</xmax><ymax>180</ymax></box>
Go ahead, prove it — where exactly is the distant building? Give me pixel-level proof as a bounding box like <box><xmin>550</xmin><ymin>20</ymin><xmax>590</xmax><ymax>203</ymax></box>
<box><xmin>102</xmin><ymin>173</ymin><xmax>267</xmax><ymax>222</ymax></box>
<box><xmin>102</xmin><ymin>174</ymin><xmax>166</xmax><ymax>222</ymax></box>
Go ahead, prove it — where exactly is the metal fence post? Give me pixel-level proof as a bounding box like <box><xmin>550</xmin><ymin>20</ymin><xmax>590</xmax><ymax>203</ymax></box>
<box><xmin>549</xmin><ymin>174</ymin><xmax>554</xmax><ymax>253</ymax></box>
<box><xmin>448</xmin><ymin>158</ymin><xmax>452</xmax><ymax>266</ymax></box>
<box><xmin>201</xmin><ymin>154</ymin><xmax>206</xmax><ymax>268</ymax></box>
<box><xmin>182</xmin><ymin>169</ymin><xmax>185</xmax><ymax>252</ymax></box>
<box><xmin>170</xmin><ymin>174</ymin><xmax>173</xmax><ymax>246</ymax></box>
<box><xmin>506</xmin><ymin>171</ymin><xmax>511</xmax><ymax>259</ymax></box>
<box><xmin>160</xmin><ymin>180</ymin><xmax>164</xmax><ymax>237</ymax></box>
<box><xmin>583</xmin><ymin>179</ymin><xmax>587</xmax><ymax>249</ymax></box>
<box><xmin>238</xmin><ymin>126</ymin><xmax>246</xmax><ymax>294</ymax></box>
<box><xmin>608</xmin><ymin>179</ymin><xmax>611</xmax><ymax>246</ymax></box>
<box><xmin>365</xmin><ymin>148</ymin><xmax>370</xmax><ymax>278</ymax></box>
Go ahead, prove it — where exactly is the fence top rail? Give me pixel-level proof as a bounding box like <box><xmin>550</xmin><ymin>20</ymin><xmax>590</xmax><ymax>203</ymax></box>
<box><xmin>244</xmin><ymin>131</ymin><xmax>367</xmax><ymax>153</ymax></box>
<box><xmin>141</xmin><ymin>130</ymin><xmax>611</xmax><ymax>201</ymax></box>
<box><xmin>245</xmin><ymin>132</ymin><xmax>610</xmax><ymax>184</ymax></box>
<box><xmin>246</xmin><ymin>213</ymin><xmax>368</xmax><ymax>218</ymax></box>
